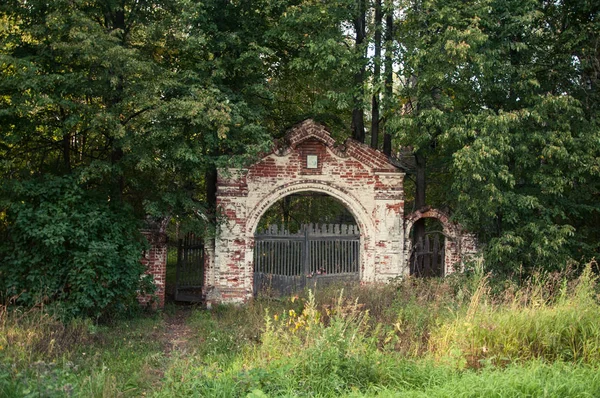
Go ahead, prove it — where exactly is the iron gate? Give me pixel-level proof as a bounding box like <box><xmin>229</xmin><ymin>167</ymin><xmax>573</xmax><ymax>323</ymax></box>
<box><xmin>410</xmin><ymin>232</ymin><xmax>445</xmax><ymax>277</ymax></box>
<box><xmin>253</xmin><ymin>224</ymin><xmax>360</xmax><ymax>296</ymax></box>
<box><xmin>175</xmin><ymin>233</ymin><xmax>205</xmax><ymax>302</ymax></box>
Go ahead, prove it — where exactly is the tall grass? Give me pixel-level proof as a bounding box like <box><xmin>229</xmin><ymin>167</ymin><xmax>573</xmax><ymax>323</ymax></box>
<box><xmin>0</xmin><ymin>302</ymin><xmax>165</xmax><ymax>397</ymax></box>
<box><xmin>155</xmin><ymin>265</ymin><xmax>600</xmax><ymax>397</ymax></box>
<box><xmin>430</xmin><ymin>263</ymin><xmax>600</xmax><ymax>367</ymax></box>
<box><xmin>3</xmin><ymin>262</ymin><xmax>600</xmax><ymax>397</ymax></box>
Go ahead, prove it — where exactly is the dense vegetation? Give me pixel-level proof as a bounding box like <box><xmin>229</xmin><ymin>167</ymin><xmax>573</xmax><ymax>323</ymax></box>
<box><xmin>2</xmin><ymin>267</ymin><xmax>600</xmax><ymax>396</ymax></box>
<box><xmin>1</xmin><ymin>0</ymin><xmax>599</xmax><ymax>314</ymax></box>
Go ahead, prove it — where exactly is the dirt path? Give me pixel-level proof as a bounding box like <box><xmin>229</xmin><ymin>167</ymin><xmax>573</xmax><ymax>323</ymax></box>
<box><xmin>162</xmin><ymin>306</ymin><xmax>194</xmax><ymax>356</ymax></box>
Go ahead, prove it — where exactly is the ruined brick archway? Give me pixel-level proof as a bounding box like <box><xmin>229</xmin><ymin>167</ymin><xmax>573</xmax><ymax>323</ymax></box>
<box><xmin>404</xmin><ymin>207</ymin><xmax>477</xmax><ymax>274</ymax></box>
<box><xmin>205</xmin><ymin>119</ymin><xmax>406</xmax><ymax>304</ymax></box>
<box><xmin>245</xmin><ymin>181</ymin><xmax>374</xmax><ymax>239</ymax></box>
<box><xmin>405</xmin><ymin>208</ymin><xmax>459</xmax><ymax>241</ymax></box>
<box><xmin>139</xmin><ymin>120</ymin><xmax>479</xmax><ymax>307</ymax></box>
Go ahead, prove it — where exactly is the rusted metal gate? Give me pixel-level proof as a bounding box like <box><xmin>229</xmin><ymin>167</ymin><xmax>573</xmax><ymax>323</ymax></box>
<box><xmin>253</xmin><ymin>224</ymin><xmax>360</xmax><ymax>296</ymax></box>
<box><xmin>410</xmin><ymin>232</ymin><xmax>445</xmax><ymax>277</ymax></box>
<box><xmin>175</xmin><ymin>233</ymin><xmax>205</xmax><ymax>302</ymax></box>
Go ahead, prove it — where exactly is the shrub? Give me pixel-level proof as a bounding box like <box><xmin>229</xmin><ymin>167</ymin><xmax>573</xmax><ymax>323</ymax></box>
<box><xmin>0</xmin><ymin>175</ymin><xmax>154</xmax><ymax>319</ymax></box>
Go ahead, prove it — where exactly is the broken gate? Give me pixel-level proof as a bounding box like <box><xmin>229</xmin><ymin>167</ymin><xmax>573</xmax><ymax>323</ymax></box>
<box><xmin>253</xmin><ymin>224</ymin><xmax>360</xmax><ymax>296</ymax></box>
<box><xmin>410</xmin><ymin>232</ymin><xmax>445</xmax><ymax>277</ymax></box>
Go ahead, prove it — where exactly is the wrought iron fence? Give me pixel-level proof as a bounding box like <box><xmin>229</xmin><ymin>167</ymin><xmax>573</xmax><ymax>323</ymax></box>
<box><xmin>254</xmin><ymin>224</ymin><xmax>360</xmax><ymax>296</ymax></box>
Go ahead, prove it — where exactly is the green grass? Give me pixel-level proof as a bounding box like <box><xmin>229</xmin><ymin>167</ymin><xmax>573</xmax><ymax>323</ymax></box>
<box><xmin>430</xmin><ymin>266</ymin><xmax>600</xmax><ymax>366</ymax></box>
<box><xmin>2</xmin><ymin>263</ymin><xmax>600</xmax><ymax>397</ymax></box>
<box><xmin>0</xmin><ymin>307</ymin><xmax>165</xmax><ymax>397</ymax></box>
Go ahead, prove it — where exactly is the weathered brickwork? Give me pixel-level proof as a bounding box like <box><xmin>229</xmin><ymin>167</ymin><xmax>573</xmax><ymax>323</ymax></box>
<box><xmin>207</xmin><ymin>119</ymin><xmax>407</xmax><ymax>304</ymax></box>
<box><xmin>139</xmin><ymin>121</ymin><xmax>480</xmax><ymax>307</ymax></box>
<box><xmin>139</xmin><ymin>229</ymin><xmax>167</xmax><ymax>308</ymax></box>
<box><xmin>133</xmin><ymin>119</ymin><xmax>480</xmax><ymax>306</ymax></box>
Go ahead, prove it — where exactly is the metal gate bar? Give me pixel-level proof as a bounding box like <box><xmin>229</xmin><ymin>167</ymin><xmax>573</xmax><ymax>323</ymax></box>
<box><xmin>175</xmin><ymin>233</ymin><xmax>205</xmax><ymax>302</ymax></box>
<box><xmin>410</xmin><ymin>232</ymin><xmax>445</xmax><ymax>277</ymax></box>
<box><xmin>254</xmin><ymin>224</ymin><xmax>360</xmax><ymax>296</ymax></box>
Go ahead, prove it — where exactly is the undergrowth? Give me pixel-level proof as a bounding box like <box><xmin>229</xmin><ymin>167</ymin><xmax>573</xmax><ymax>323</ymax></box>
<box><xmin>430</xmin><ymin>264</ymin><xmax>600</xmax><ymax>367</ymax></box>
<box><xmin>2</xmin><ymin>262</ymin><xmax>600</xmax><ymax>397</ymax></box>
<box><xmin>0</xmin><ymin>304</ymin><xmax>164</xmax><ymax>397</ymax></box>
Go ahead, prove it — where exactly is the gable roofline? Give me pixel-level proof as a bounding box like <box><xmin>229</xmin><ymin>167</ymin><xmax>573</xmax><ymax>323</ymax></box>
<box><xmin>273</xmin><ymin>119</ymin><xmax>399</xmax><ymax>172</ymax></box>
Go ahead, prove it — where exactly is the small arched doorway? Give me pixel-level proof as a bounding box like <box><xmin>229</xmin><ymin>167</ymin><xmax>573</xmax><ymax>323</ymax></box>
<box><xmin>253</xmin><ymin>193</ymin><xmax>361</xmax><ymax>296</ymax></box>
<box><xmin>408</xmin><ymin>218</ymin><xmax>447</xmax><ymax>277</ymax></box>
<box><xmin>404</xmin><ymin>208</ymin><xmax>464</xmax><ymax>277</ymax></box>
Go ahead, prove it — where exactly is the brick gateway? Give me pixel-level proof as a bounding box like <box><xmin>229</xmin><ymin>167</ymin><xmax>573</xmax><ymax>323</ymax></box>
<box><xmin>141</xmin><ymin>120</ymin><xmax>477</xmax><ymax>307</ymax></box>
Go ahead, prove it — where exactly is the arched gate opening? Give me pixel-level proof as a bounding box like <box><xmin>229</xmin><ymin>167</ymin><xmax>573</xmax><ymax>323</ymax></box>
<box><xmin>253</xmin><ymin>193</ymin><xmax>361</xmax><ymax>296</ymax></box>
<box><xmin>207</xmin><ymin>120</ymin><xmax>405</xmax><ymax>304</ymax></box>
<box><xmin>404</xmin><ymin>207</ymin><xmax>472</xmax><ymax>277</ymax></box>
<box><xmin>408</xmin><ymin>218</ymin><xmax>447</xmax><ymax>277</ymax></box>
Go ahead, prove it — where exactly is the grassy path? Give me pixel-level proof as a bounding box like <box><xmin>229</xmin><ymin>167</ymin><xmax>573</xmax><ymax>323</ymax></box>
<box><xmin>162</xmin><ymin>306</ymin><xmax>193</xmax><ymax>356</ymax></box>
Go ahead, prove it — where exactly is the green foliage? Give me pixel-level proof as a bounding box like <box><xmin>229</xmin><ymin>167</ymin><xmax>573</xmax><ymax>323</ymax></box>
<box><xmin>393</xmin><ymin>0</ymin><xmax>600</xmax><ymax>273</ymax></box>
<box><xmin>257</xmin><ymin>194</ymin><xmax>356</xmax><ymax>233</ymax></box>
<box><xmin>0</xmin><ymin>0</ymin><xmax>275</xmax><ymax>217</ymax></box>
<box><xmin>0</xmin><ymin>175</ymin><xmax>153</xmax><ymax>319</ymax></box>
<box><xmin>264</xmin><ymin>1</ymin><xmax>353</xmax><ymax>118</ymax></box>
<box><xmin>0</xmin><ymin>0</ymin><xmax>291</xmax><ymax>315</ymax></box>
<box><xmin>450</xmin><ymin>96</ymin><xmax>599</xmax><ymax>273</ymax></box>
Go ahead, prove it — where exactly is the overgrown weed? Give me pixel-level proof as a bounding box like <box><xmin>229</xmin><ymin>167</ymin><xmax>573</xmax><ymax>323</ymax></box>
<box><xmin>4</xmin><ymin>262</ymin><xmax>600</xmax><ymax>396</ymax></box>
<box><xmin>0</xmin><ymin>301</ymin><xmax>165</xmax><ymax>397</ymax></box>
<box><xmin>430</xmin><ymin>262</ymin><xmax>600</xmax><ymax>367</ymax></box>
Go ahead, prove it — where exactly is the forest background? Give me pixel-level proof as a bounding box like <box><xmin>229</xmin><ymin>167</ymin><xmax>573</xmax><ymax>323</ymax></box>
<box><xmin>0</xmin><ymin>0</ymin><xmax>598</xmax><ymax>317</ymax></box>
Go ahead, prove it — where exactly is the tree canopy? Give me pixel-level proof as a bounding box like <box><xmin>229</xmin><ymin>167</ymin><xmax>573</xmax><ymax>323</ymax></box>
<box><xmin>392</xmin><ymin>0</ymin><xmax>599</xmax><ymax>273</ymax></box>
<box><xmin>1</xmin><ymin>0</ymin><xmax>598</xmax><ymax>315</ymax></box>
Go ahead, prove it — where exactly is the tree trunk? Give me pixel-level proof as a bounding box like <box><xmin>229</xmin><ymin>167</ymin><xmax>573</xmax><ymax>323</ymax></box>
<box><xmin>205</xmin><ymin>166</ymin><xmax>217</xmax><ymax>219</ymax></box>
<box><xmin>382</xmin><ymin>0</ymin><xmax>394</xmax><ymax>156</ymax></box>
<box><xmin>370</xmin><ymin>0</ymin><xmax>382</xmax><ymax>149</ymax></box>
<box><xmin>352</xmin><ymin>0</ymin><xmax>366</xmax><ymax>143</ymax></box>
<box><xmin>62</xmin><ymin>132</ymin><xmax>71</xmax><ymax>173</ymax></box>
<box><xmin>412</xmin><ymin>153</ymin><xmax>426</xmax><ymax>275</ymax></box>
<box><xmin>281</xmin><ymin>195</ymin><xmax>292</xmax><ymax>229</ymax></box>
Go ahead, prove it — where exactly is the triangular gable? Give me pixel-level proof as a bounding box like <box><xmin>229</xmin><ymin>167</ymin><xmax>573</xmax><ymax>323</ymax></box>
<box><xmin>274</xmin><ymin>119</ymin><xmax>398</xmax><ymax>172</ymax></box>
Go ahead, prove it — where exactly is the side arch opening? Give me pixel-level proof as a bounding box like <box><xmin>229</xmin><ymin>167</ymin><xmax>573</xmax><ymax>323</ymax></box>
<box><xmin>407</xmin><ymin>218</ymin><xmax>447</xmax><ymax>277</ymax></box>
<box><xmin>405</xmin><ymin>208</ymin><xmax>460</xmax><ymax>277</ymax></box>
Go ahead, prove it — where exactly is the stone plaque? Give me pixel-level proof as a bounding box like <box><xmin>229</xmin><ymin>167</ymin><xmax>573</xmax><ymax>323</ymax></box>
<box><xmin>306</xmin><ymin>154</ymin><xmax>318</xmax><ymax>169</ymax></box>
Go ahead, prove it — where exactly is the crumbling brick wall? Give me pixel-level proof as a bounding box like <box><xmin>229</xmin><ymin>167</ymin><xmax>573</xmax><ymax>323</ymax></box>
<box><xmin>139</xmin><ymin>229</ymin><xmax>167</xmax><ymax>308</ymax></box>
<box><xmin>207</xmin><ymin>119</ymin><xmax>406</xmax><ymax>304</ymax></box>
